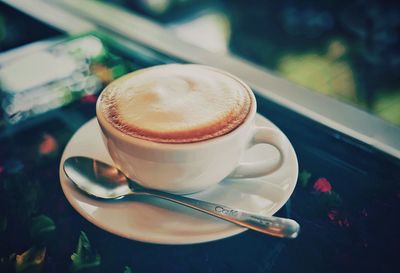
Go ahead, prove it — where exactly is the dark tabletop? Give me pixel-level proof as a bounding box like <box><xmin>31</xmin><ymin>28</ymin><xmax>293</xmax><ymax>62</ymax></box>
<box><xmin>0</xmin><ymin>7</ymin><xmax>399</xmax><ymax>273</ymax></box>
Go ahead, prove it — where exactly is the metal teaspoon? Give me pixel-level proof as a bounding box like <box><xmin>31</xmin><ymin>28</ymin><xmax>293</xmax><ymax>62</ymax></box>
<box><xmin>63</xmin><ymin>156</ymin><xmax>300</xmax><ymax>239</ymax></box>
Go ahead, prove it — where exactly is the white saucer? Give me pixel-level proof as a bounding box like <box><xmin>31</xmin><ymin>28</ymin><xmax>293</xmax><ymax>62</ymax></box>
<box><xmin>59</xmin><ymin>114</ymin><xmax>298</xmax><ymax>244</ymax></box>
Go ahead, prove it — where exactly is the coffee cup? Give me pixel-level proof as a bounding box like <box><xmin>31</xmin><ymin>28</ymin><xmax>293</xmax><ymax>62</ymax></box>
<box><xmin>96</xmin><ymin>64</ymin><xmax>289</xmax><ymax>194</ymax></box>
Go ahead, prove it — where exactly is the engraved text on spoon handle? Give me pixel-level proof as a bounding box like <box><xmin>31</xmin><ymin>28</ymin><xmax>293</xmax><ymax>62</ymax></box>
<box><xmin>137</xmin><ymin>189</ymin><xmax>300</xmax><ymax>239</ymax></box>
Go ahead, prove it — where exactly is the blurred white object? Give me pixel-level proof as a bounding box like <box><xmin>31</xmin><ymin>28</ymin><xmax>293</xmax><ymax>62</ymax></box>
<box><xmin>0</xmin><ymin>36</ymin><xmax>104</xmax><ymax>124</ymax></box>
<box><xmin>0</xmin><ymin>51</ymin><xmax>77</xmax><ymax>92</ymax></box>
<box><xmin>169</xmin><ymin>12</ymin><xmax>231</xmax><ymax>53</ymax></box>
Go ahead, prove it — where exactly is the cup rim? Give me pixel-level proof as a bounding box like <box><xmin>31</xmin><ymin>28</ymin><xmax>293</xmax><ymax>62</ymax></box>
<box><xmin>96</xmin><ymin>64</ymin><xmax>257</xmax><ymax>150</ymax></box>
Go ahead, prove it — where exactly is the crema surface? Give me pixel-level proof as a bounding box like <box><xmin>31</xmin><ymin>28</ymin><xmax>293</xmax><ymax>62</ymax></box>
<box><xmin>99</xmin><ymin>64</ymin><xmax>251</xmax><ymax>143</ymax></box>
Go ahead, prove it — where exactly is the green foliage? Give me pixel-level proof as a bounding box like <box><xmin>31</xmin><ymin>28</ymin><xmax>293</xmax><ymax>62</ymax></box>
<box><xmin>373</xmin><ymin>89</ymin><xmax>400</xmax><ymax>126</ymax></box>
<box><xmin>30</xmin><ymin>215</ymin><xmax>56</xmax><ymax>244</ymax></box>
<box><xmin>322</xmin><ymin>191</ymin><xmax>343</xmax><ymax>209</ymax></box>
<box><xmin>71</xmin><ymin>231</ymin><xmax>101</xmax><ymax>273</ymax></box>
<box><xmin>299</xmin><ymin>170</ymin><xmax>312</xmax><ymax>188</ymax></box>
<box><xmin>124</xmin><ymin>266</ymin><xmax>132</xmax><ymax>273</ymax></box>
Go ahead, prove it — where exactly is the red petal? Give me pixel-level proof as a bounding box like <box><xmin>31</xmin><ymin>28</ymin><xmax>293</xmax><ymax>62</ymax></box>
<box><xmin>81</xmin><ymin>94</ymin><xmax>98</xmax><ymax>104</ymax></box>
<box><xmin>313</xmin><ymin>177</ymin><xmax>332</xmax><ymax>193</ymax></box>
<box><xmin>328</xmin><ymin>210</ymin><xmax>338</xmax><ymax>221</ymax></box>
<box><xmin>39</xmin><ymin>134</ymin><xmax>58</xmax><ymax>155</ymax></box>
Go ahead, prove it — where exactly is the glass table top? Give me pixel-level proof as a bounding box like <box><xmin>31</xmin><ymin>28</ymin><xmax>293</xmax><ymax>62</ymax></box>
<box><xmin>0</xmin><ymin>7</ymin><xmax>399</xmax><ymax>273</ymax></box>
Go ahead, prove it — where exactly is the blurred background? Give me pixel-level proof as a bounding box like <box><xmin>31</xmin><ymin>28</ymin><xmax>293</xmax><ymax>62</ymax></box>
<box><xmin>0</xmin><ymin>2</ymin><xmax>399</xmax><ymax>273</ymax></box>
<box><xmin>0</xmin><ymin>0</ymin><xmax>399</xmax><ymax>126</ymax></box>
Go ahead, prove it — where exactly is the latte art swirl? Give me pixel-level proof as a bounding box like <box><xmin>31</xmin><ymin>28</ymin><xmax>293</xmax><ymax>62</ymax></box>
<box><xmin>99</xmin><ymin>64</ymin><xmax>252</xmax><ymax>143</ymax></box>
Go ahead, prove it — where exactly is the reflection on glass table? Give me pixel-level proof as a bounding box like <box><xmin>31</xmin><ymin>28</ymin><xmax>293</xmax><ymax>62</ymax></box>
<box><xmin>0</xmin><ymin>29</ymin><xmax>399</xmax><ymax>273</ymax></box>
<box><xmin>106</xmin><ymin>0</ymin><xmax>400</xmax><ymax>126</ymax></box>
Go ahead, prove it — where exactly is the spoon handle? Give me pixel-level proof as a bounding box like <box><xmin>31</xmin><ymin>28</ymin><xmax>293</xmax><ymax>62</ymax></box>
<box><xmin>137</xmin><ymin>189</ymin><xmax>300</xmax><ymax>238</ymax></box>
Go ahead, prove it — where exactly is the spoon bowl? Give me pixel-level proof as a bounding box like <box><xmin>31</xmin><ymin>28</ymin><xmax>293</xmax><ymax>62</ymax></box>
<box><xmin>64</xmin><ymin>157</ymin><xmax>131</xmax><ymax>199</ymax></box>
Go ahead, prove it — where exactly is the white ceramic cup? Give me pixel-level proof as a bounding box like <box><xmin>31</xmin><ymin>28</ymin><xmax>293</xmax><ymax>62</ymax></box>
<box><xmin>96</xmin><ymin>65</ymin><xmax>289</xmax><ymax>194</ymax></box>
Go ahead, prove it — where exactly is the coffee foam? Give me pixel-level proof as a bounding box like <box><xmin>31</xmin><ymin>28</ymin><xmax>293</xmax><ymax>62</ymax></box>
<box><xmin>99</xmin><ymin>64</ymin><xmax>251</xmax><ymax>143</ymax></box>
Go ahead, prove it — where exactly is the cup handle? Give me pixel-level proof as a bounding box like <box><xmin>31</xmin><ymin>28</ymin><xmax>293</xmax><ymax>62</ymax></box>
<box><xmin>228</xmin><ymin>126</ymin><xmax>288</xmax><ymax>179</ymax></box>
